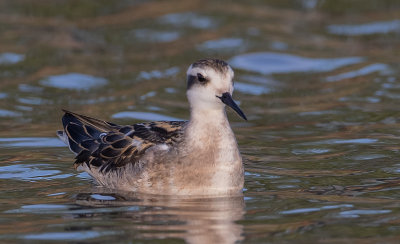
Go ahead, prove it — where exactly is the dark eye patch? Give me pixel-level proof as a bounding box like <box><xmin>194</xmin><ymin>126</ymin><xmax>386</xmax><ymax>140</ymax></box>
<box><xmin>187</xmin><ymin>73</ymin><xmax>209</xmax><ymax>89</ymax></box>
<box><xmin>197</xmin><ymin>73</ymin><xmax>207</xmax><ymax>82</ymax></box>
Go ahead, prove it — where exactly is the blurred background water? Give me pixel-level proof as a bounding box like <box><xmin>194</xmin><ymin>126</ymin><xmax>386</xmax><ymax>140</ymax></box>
<box><xmin>0</xmin><ymin>0</ymin><xmax>400</xmax><ymax>243</ymax></box>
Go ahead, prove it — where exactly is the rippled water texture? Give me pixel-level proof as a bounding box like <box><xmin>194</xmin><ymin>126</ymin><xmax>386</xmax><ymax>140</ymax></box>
<box><xmin>1</xmin><ymin>1</ymin><xmax>400</xmax><ymax>243</ymax></box>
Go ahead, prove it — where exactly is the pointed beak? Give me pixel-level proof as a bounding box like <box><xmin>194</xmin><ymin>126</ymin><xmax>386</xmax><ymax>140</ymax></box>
<box><xmin>216</xmin><ymin>92</ymin><xmax>247</xmax><ymax>120</ymax></box>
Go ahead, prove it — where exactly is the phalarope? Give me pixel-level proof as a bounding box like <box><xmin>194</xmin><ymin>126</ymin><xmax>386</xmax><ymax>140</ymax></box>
<box><xmin>58</xmin><ymin>59</ymin><xmax>247</xmax><ymax>196</ymax></box>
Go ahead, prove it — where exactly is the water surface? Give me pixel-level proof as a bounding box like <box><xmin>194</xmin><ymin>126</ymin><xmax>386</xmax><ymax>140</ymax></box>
<box><xmin>0</xmin><ymin>1</ymin><xmax>400</xmax><ymax>243</ymax></box>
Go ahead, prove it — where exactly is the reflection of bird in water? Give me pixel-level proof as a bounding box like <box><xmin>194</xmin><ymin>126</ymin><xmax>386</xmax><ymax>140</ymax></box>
<box><xmin>76</xmin><ymin>190</ymin><xmax>245</xmax><ymax>244</ymax></box>
<box><xmin>58</xmin><ymin>59</ymin><xmax>247</xmax><ymax>196</ymax></box>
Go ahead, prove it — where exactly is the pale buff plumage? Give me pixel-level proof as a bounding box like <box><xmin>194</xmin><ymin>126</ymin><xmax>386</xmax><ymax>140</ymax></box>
<box><xmin>58</xmin><ymin>59</ymin><xmax>247</xmax><ymax>196</ymax></box>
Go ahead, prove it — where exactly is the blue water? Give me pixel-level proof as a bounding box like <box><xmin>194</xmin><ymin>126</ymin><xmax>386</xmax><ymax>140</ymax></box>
<box><xmin>0</xmin><ymin>52</ymin><xmax>25</xmax><ymax>65</ymax></box>
<box><xmin>40</xmin><ymin>73</ymin><xmax>108</xmax><ymax>90</ymax></box>
<box><xmin>112</xmin><ymin>111</ymin><xmax>182</xmax><ymax>121</ymax></box>
<box><xmin>0</xmin><ymin>1</ymin><xmax>400</xmax><ymax>243</ymax></box>
<box><xmin>327</xmin><ymin>19</ymin><xmax>400</xmax><ymax>36</ymax></box>
<box><xmin>230</xmin><ymin>52</ymin><xmax>364</xmax><ymax>75</ymax></box>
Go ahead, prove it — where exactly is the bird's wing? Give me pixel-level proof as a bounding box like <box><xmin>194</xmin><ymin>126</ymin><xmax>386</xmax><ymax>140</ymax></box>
<box><xmin>58</xmin><ymin>110</ymin><xmax>187</xmax><ymax>172</ymax></box>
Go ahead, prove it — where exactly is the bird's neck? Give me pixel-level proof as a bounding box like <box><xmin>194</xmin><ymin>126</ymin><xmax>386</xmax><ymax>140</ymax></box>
<box><xmin>184</xmin><ymin>106</ymin><xmax>244</xmax><ymax>194</ymax></box>
<box><xmin>186</xmin><ymin>107</ymin><xmax>235</xmax><ymax>147</ymax></box>
<box><xmin>189</xmin><ymin>106</ymin><xmax>229</xmax><ymax>128</ymax></box>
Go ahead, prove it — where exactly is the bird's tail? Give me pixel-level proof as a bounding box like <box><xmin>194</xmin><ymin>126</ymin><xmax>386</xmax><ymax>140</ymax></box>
<box><xmin>57</xmin><ymin>109</ymin><xmax>118</xmax><ymax>155</ymax></box>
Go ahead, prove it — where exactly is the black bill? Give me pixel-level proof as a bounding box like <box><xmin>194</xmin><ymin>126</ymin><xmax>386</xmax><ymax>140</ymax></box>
<box><xmin>216</xmin><ymin>92</ymin><xmax>247</xmax><ymax>120</ymax></box>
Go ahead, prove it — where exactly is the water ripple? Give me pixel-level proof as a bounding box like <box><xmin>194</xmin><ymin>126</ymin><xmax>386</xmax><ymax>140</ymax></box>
<box><xmin>235</xmin><ymin>82</ymin><xmax>270</xmax><ymax>95</ymax></box>
<box><xmin>197</xmin><ymin>38</ymin><xmax>244</xmax><ymax>50</ymax></box>
<box><xmin>0</xmin><ymin>164</ymin><xmax>68</xmax><ymax>181</ymax></box>
<box><xmin>351</xmin><ymin>154</ymin><xmax>386</xmax><ymax>161</ymax></box>
<box><xmin>158</xmin><ymin>12</ymin><xmax>216</xmax><ymax>29</ymax></box>
<box><xmin>269</xmin><ymin>41</ymin><xmax>289</xmax><ymax>51</ymax></box>
<box><xmin>0</xmin><ymin>52</ymin><xmax>25</xmax><ymax>65</ymax></box>
<box><xmin>0</xmin><ymin>109</ymin><xmax>22</xmax><ymax>117</ymax></box>
<box><xmin>230</xmin><ymin>52</ymin><xmax>364</xmax><ymax>75</ymax></box>
<box><xmin>40</xmin><ymin>73</ymin><xmax>108</xmax><ymax>90</ymax></box>
<box><xmin>300</xmin><ymin>138</ymin><xmax>378</xmax><ymax>146</ymax></box>
<box><xmin>17</xmin><ymin>97</ymin><xmax>48</xmax><ymax>105</ymax></box>
<box><xmin>292</xmin><ymin>148</ymin><xmax>331</xmax><ymax>155</ymax></box>
<box><xmin>140</xmin><ymin>91</ymin><xmax>156</xmax><ymax>100</ymax></box>
<box><xmin>137</xmin><ymin>67</ymin><xmax>180</xmax><ymax>80</ymax></box>
<box><xmin>21</xmin><ymin>204</ymin><xmax>69</xmax><ymax>210</ymax></box>
<box><xmin>112</xmin><ymin>111</ymin><xmax>182</xmax><ymax>121</ymax></box>
<box><xmin>325</xmin><ymin>63</ymin><xmax>391</xmax><ymax>82</ymax></box>
<box><xmin>22</xmin><ymin>231</ymin><xmax>121</xmax><ymax>241</ymax></box>
<box><xmin>132</xmin><ymin>29</ymin><xmax>181</xmax><ymax>43</ymax></box>
<box><xmin>338</xmin><ymin>210</ymin><xmax>392</xmax><ymax>218</ymax></box>
<box><xmin>18</xmin><ymin>84</ymin><xmax>44</xmax><ymax>93</ymax></box>
<box><xmin>90</xmin><ymin>194</ymin><xmax>116</xmax><ymax>201</ymax></box>
<box><xmin>0</xmin><ymin>137</ymin><xmax>65</xmax><ymax>148</ymax></box>
<box><xmin>280</xmin><ymin>204</ymin><xmax>353</xmax><ymax>215</ymax></box>
<box><xmin>327</xmin><ymin>19</ymin><xmax>400</xmax><ymax>36</ymax></box>
<box><xmin>280</xmin><ymin>208</ymin><xmax>321</xmax><ymax>214</ymax></box>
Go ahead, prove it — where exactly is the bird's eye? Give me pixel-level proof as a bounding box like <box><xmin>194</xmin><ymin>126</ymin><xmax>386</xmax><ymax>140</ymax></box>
<box><xmin>197</xmin><ymin>73</ymin><xmax>207</xmax><ymax>82</ymax></box>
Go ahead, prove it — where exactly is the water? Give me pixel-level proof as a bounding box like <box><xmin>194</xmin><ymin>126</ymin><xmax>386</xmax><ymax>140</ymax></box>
<box><xmin>40</xmin><ymin>73</ymin><xmax>108</xmax><ymax>91</ymax></box>
<box><xmin>229</xmin><ymin>52</ymin><xmax>364</xmax><ymax>74</ymax></box>
<box><xmin>327</xmin><ymin>19</ymin><xmax>400</xmax><ymax>36</ymax></box>
<box><xmin>0</xmin><ymin>53</ymin><xmax>25</xmax><ymax>65</ymax></box>
<box><xmin>1</xmin><ymin>1</ymin><xmax>400</xmax><ymax>243</ymax></box>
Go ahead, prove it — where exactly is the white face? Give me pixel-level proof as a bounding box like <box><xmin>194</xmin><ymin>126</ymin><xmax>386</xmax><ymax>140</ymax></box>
<box><xmin>186</xmin><ymin>64</ymin><xmax>235</xmax><ymax>110</ymax></box>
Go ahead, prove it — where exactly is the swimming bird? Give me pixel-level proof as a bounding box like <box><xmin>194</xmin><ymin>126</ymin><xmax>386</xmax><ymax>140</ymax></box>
<box><xmin>57</xmin><ymin>59</ymin><xmax>247</xmax><ymax>196</ymax></box>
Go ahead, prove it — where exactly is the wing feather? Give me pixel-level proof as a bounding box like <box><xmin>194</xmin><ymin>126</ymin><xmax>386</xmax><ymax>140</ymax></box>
<box><xmin>59</xmin><ymin>110</ymin><xmax>187</xmax><ymax>172</ymax></box>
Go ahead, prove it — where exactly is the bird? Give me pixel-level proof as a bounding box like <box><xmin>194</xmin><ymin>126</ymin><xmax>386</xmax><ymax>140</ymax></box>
<box><xmin>57</xmin><ymin>58</ymin><xmax>247</xmax><ymax>196</ymax></box>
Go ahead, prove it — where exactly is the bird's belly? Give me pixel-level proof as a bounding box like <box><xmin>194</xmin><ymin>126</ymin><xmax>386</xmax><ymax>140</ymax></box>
<box><xmin>137</xmin><ymin>159</ymin><xmax>244</xmax><ymax>196</ymax></box>
<box><xmin>79</xmin><ymin>153</ymin><xmax>244</xmax><ymax>196</ymax></box>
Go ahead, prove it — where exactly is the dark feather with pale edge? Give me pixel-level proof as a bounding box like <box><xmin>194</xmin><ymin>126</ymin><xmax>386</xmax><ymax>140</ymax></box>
<box><xmin>58</xmin><ymin>110</ymin><xmax>186</xmax><ymax>172</ymax></box>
